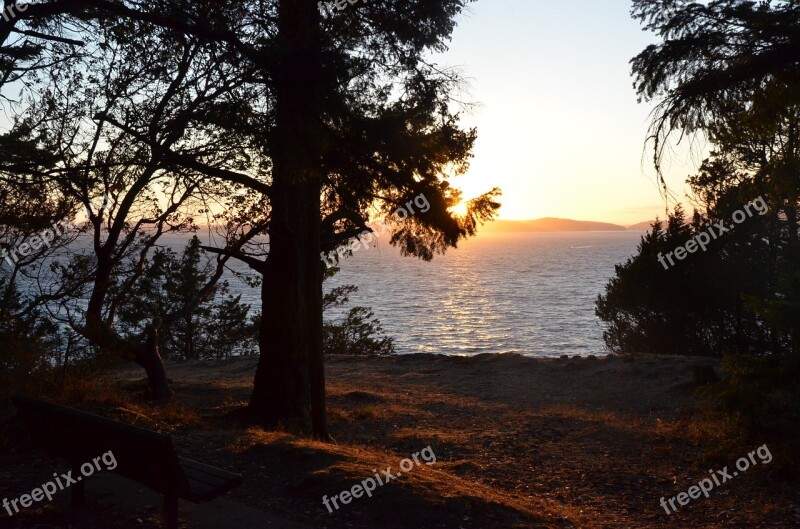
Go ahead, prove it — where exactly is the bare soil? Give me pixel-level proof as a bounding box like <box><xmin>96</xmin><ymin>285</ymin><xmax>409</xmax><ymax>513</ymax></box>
<box><xmin>1</xmin><ymin>353</ymin><xmax>797</xmax><ymax>528</ymax></box>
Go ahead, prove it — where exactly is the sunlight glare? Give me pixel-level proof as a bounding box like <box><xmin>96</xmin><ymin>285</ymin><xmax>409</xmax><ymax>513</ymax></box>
<box><xmin>451</xmin><ymin>201</ymin><xmax>469</xmax><ymax>217</ymax></box>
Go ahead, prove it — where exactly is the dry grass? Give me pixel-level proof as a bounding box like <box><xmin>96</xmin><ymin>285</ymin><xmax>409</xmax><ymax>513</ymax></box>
<box><xmin>2</xmin><ymin>353</ymin><xmax>797</xmax><ymax>529</ymax></box>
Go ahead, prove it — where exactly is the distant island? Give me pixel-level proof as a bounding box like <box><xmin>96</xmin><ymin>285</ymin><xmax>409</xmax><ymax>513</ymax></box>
<box><xmin>625</xmin><ymin>220</ymin><xmax>657</xmax><ymax>231</ymax></box>
<box><xmin>481</xmin><ymin>218</ymin><xmax>659</xmax><ymax>233</ymax></box>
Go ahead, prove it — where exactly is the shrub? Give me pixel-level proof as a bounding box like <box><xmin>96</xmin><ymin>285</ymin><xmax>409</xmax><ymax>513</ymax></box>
<box><xmin>322</xmin><ymin>285</ymin><xmax>395</xmax><ymax>356</ymax></box>
<box><xmin>0</xmin><ymin>277</ymin><xmax>63</xmax><ymax>402</ymax></box>
<box><xmin>707</xmin><ymin>353</ymin><xmax>800</xmax><ymax>435</ymax></box>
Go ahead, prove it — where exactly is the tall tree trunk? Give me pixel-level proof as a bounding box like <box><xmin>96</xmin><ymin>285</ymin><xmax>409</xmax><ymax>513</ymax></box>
<box><xmin>248</xmin><ymin>0</ymin><xmax>328</xmax><ymax>438</ymax></box>
<box><xmin>249</xmin><ymin>183</ymin><xmax>313</xmax><ymax>424</ymax></box>
<box><xmin>306</xmin><ymin>184</ymin><xmax>329</xmax><ymax>440</ymax></box>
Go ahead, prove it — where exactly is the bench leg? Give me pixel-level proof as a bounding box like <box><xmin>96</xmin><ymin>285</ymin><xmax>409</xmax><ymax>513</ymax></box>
<box><xmin>71</xmin><ymin>461</ymin><xmax>85</xmax><ymax>507</ymax></box>
<box><xmin>164</xmin><ymin>494</ymin><xmax>179</xmax><ymax>529</ymax></box>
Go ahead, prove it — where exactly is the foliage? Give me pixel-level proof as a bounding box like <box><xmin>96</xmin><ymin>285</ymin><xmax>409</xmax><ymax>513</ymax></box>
<box><xmin>706</xmin><ymin>353</ymin><xmax>800</xmax><ymax>435</ymax></box>
<box><xmin>0</xmin><ymin>0</ymin><xmax>498</xmax><ymax>428</ymax></box>
<box><xmin>596</xmin><ymin>203</ymin><xmax>771</xmax><ymax>356</ymax></box>
<box><xmin>631</xmin><ymin>0</ymin><xmax>800</xmax><ymax>175</ymax></box>
<box><xmin>614</xmin><ymin>0</ymin><xmax>800</xmax><ymax>439</ymax></box>
<box><xmin>116</xmin><ymin>236</ymin><xmax>257</xmax><ymax>360</ymax></box>
<box><xmin>0</xmin><ymin>276</ymin><xmax>63</xmax><ymax>401</ymax></box>
<box><xmin>322</xmin><ymin>285</ymin><xmax>395</xmax><ymax>356</ymax></box>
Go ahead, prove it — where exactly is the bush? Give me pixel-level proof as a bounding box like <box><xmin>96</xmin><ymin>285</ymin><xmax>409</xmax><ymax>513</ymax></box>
<box><xmin>0</xmin><ymin>277</ymin><xmax>64</xmax><ymax>402</ymax></box>
<box><xmin>322</xmin><ymin>285</ymin><xmax>395</xmax><ymax>356</ymax></box>
<box><xmin>596</xmin><ymin>202</ymin><xmax>772</xmax><ymax>357</ymax></box>
<box><xmin>707</xmin><ymin>353</ymin><xmax>800</xmax><ymax>435</ymax></box>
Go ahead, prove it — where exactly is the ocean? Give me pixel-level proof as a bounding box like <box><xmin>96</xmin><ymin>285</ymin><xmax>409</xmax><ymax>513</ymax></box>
<box><xmin>223</xmin><ymin>231</ymin><xmax>644</xmax><ymax>358</ymax></box>
<box><xmin>26</xmin><ymin>231</ymin><xmax>644</xmax><ymax>358</ymax></box>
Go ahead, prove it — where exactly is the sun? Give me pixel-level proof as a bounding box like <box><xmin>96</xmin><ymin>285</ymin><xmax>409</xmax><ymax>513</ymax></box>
<box><xmin>450</xmin><ymin>201</ymin><xmax>469</xmax><ymax>217</ymax></box>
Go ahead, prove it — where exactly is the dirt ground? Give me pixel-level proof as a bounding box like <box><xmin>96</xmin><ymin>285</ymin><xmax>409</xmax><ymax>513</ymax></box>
<box><xmin>1</xmin><ymin>353</ymin><xmax>798</xmax><ymax>528</ymax></box>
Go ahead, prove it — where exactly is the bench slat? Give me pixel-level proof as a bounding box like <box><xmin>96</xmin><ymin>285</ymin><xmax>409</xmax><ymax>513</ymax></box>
<box><xmin>179</xmin><ymin>457</ymin><xmax>241</xmax><ymax>482</ymax></box>
<box><xmin>184</xmin><ymin>478</ymin><xmax>221</xmax><ymax>499</ymax></box>
<box><xmin>179</xmin><ymin>458</ymin><xmax>242</xmax><ymax>502</ymax></box>
<box><xmin>179</xmin><ymin>465</ymin><xmax>237</xmax><ymax>489</ymax></box>
<box><xmin>183</xmin><ymin>467</ymin><xmax>242</xmax><ymax>502</ymax></box>
<box><xmin>180</xmin><ymin>466</ymin><xmax>227</xmax><ymax>488</ymax></box>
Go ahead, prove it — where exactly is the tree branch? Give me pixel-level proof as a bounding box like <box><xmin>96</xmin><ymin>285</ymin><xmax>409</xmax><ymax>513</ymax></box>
<box><xmin>201</xmin><ymin>245</ymin><xmax>265</xmax><ymax>272</ymax></box>
<box><xmin>97</xmin><ymin>112</ymin><xmax>273</xmax><ymax>197</ymax></box>
<box><xmin>9</xmin><ymin>28</ymin><xmax>84</xmax><ymax>45</ymax></box>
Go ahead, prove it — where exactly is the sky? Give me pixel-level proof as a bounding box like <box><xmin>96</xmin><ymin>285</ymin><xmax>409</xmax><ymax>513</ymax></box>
<box><xmin>438</xmin><ymin>0</ymin><xmax>704</xmax><ymax>226</ymax></box>
<box><xmin>0</xmin><ymin>2</ymin><xmax>703</xmax><ymax>227</ymax></box>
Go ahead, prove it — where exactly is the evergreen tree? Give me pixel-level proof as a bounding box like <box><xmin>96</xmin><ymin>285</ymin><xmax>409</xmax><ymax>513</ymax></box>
<box><xmin>117</xmin><ymin>237</ymin><xmax>256</xmax><ymax>361</ymax></box>
<box><xmin>0</xmin><ymin>0</ymin><xmax>499</xmax><ymax>437</ymax></box>
<box><xmin>0</xmin><ymin>276</ymin><xmax>62</xmax><ymax>399</ymax></box>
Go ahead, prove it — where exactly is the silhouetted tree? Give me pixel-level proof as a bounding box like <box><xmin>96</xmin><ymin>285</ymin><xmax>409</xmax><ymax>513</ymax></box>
<box><xmin>1</xmin><ymin>9</ymin><xmax>261</xmax><ymax>400</ymax></box>
<box><xmin>1</xmin><ymin>0</ymin><xmax>500</xmax><ymax>438</ymax></box>
<box><xmin>631</xmin><ymin>0</ymin><xmax>800</xmax><ymax>178</ymax></box>
<box><xmin>117</xmin><ymin>237</ymin><xmax>257</xmax><ymax>360</ymax></box>
<box><xmin>600</xmin><ymin>0</ymin><xmax>800</xmax><ymax>431</ymax></box>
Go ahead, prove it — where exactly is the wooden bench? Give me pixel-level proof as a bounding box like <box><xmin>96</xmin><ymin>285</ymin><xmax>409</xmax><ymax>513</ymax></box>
<box><xmin>13</xmin><ymin>395</ymin><xmax>242</xmax><ymax>529</ymax></box>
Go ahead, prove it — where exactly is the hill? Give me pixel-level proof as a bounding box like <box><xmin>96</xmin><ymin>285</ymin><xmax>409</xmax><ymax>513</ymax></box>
<box><xmin>483</xmin><ymin>218</ymin><xmax>628</xmax><ymax>233</ymax></box>
<box><xmin>626</xmin><ymin>220</ymin><xmax>658</xmax><ymax>231</ymax></box>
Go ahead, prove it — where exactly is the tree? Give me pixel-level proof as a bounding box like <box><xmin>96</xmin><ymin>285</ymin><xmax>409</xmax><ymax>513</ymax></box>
<box><xmin>240</xmin><ymin>0</ymin><xmax>501</xmax><ymax>438</ymax></box>
<box><xmin>117</xmin><ymin>237</ymin><xmax>257</xmax><ymax>360</ymax></box>
<box><xmin>628</xmin><ymin>0</ymin><xmax>800</xmax><ymax>349</ymax></box>
<box><xmin>596</xmin><ymin>197</ymin><xmax>773</xmax><ymax>356</ymax></box>
<box><xmin>187</xmin><ymin>0</ymin><xmax>498</xmax><ymax>437</ymax></box>
<box><xmin>631</xmin><ymin>0</ymin><xmax>800</xmax><ymax>180</ymax></box>
<box><xmin>1</xmin><ymin>0</ymin><xmax>500</xmax><ymax>439</ymax></box>
<box><xmin>0</xmin><ymin>123</ymin><xmax>84</xmax><ymax>395</ymax></box>
<box><xmin>613</xmin><ymin>0</ymin><xmax>800</xmax><ymax>431</ymax></box>
<box><xmin>2</xmin><ymin>7</ymin><xmax>264</xmax><ymax>400</ymax></box>
<box><xmin>0</xmin><ymin>275</ymin><xmax>63</xmax><ymax>400</ymax></box>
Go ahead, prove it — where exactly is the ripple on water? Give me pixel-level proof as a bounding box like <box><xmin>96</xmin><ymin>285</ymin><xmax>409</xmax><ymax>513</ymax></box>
<box><xmin>224</xmin><ymin>232</ymin><xmax>643</xmax><ymax>358</ymax></box>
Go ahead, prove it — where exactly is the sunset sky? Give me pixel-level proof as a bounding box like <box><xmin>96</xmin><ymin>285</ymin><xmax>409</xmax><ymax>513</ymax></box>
<box><xmin>441</xmin><ymin>0</ymin><xmax>705</xmax><ymax>226</ymax></box>
<box><xmin>0</xmin><ymin>2</ymin><xmax>706</xmax><ymax>227</ymax></box>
